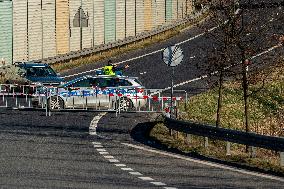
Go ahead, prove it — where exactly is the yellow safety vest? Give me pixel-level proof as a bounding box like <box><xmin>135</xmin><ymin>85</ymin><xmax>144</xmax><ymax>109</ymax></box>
<box><xmin>104</xmin><ymin>65</ymin><xmax>115</xmax><ymax>75</ymax></box>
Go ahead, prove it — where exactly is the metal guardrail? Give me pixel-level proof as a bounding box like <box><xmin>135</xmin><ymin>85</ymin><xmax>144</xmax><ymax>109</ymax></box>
<box><xmin>40</xmin><ymin>8</ymin><xmax>209</xmax><ymax>65</ymax></box>
<box><xmin>164</xmin><ymin>117</ymin><xmax>284</xmax><ymax>152</ymax></box>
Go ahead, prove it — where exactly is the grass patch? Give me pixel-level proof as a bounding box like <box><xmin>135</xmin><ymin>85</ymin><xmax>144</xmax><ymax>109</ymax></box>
<box><xmin>51</xmin><ymin>11</ymin><xmax>210</xmax><ymax>73</ymax></box>
<box><xmin>150</xmin><ymin>61</ymin><xmax>284</xmax><ymax>174</ymax></box>
<box><xmin>150</xmin><ymin>122</ymin><xmax>284</xmax><ymax>175</ymax></box>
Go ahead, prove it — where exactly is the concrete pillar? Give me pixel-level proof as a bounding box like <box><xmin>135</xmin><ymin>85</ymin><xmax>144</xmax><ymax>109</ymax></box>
<box><xmin>249</xmin><ymin>146</ymin><xmax>256</xmax><ymax>158</ymax></box>
<box><xmin>204</xmin><ymin>137</ymin><xmax>209</xmax><ymax>149</ymax></box>
<box><xmin>280</xmin><ymin>152</ymin><xmax>284</xmax><ymax>167</ymax></box>
<box><xmin>186</xmin><ymin>134</ymin><xmax>192</xmax><ymax>144</ymax></box>
<box><xmin>226</xmin><ymin>142</ymin><xmax>231</xmax><ymax>156</ymax></box>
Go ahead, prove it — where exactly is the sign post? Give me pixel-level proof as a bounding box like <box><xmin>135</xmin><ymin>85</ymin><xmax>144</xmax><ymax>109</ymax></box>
<box><xmin>163</xmin><ymin>45</ymin><xmax>183</xmax><ymax>118</ymax></box>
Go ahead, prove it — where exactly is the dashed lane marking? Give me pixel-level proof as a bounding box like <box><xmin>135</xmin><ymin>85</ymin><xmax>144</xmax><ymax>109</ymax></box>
<box><xmin>150</xmin><ymin>182</ymin><xmax>167</xmax><ymax>186</ymax></box>
<box><xmin>129</xmin><ymin>172</ymin><xmax>143</xmax><ymax>176</ymax></box>
<box><xmin>122</xmin><ymin>142</ymin><xmax>284</xmax><ymax>182</ymax></box>
<box><xmin>108</xmin><ymin>159</ymin><xmax>120</xmax><ymax>163</ymax></box>
<box><xmin>99</xmin><ymin>151</ymin><xmax>109</xmax><ymax>155</ymax></box>
<box><xmin>63</xmin><ymin>24</ymin><xmax>219</xmax><ymax>79</ymax></box>
<box><xmin>139</xmin><ymin>177</ymin><xmax>155</xmax><ymax>181</ymax></box>
<box><xmin>89</xmin><ymin>113</ymin><xmax>178</xmax><ymax>188</ymax></box>
<box><xmin>103</xmin><ymin>155</ymin><xmax>115</xmax><ymax>159</ymax></box>
<box><xmin>121</xmin><ymin>168</ymin><xmax>134</xmax><ymax>171</ymax></box>
<box><xmin>115</xmin><ymin>164</ymin><xmax>127</xmax><ymax>167</ymax></box>
<box><xmin>96</xmin><ymin>149</ymin><xmax>107</xmax><ymax>152</ymax></box>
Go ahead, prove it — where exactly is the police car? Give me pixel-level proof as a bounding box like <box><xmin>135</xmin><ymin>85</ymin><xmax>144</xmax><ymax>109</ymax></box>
<box><xmin>33</xmin><ymin>75</ymin><xmax>147</xmax><ymax>111</ymax></box>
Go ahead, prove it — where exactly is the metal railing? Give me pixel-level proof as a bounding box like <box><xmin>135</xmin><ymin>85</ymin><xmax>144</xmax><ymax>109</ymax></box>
<box><xmin>163</xmin><ymin>116</ymin><xmax>284</xmax><ymax>166</ymax></box>
<box><xmin>0</xmin><ymin>84</ymin><xmax>184</xmax><ymax>115</ymax></box>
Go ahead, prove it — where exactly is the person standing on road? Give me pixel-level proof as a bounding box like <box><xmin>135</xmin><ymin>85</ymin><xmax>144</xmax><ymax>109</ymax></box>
<box><xmin>103</xmin><ymin>60</ymin><xmax>129</xmax><ymax>76</ymax></box>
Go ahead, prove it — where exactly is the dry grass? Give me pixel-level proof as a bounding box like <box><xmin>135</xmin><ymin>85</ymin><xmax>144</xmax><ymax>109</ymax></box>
<box><xmin>150</xmin><ymin>61</ymin><xmax>284</xmax><ymax>175</ymax></box>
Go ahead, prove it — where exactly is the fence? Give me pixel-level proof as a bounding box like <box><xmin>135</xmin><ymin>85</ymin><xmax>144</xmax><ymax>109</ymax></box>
<box><xmin>0</xmin><ymin>84</ymin><xmax>185</xmax><ymax>115</ymax></box>
<box><xmin>163</xmin><ymin>116</ymin><xmax>284</xmax><ymax>166</ymax></box>
<box><xmin>0</xmin><ymin>0</ymin><xmax>196</xmax><ymax>65</ymax></box>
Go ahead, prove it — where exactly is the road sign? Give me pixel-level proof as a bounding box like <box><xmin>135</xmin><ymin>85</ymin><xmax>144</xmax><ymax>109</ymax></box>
<box><xmin>163</xmin><ymin>45</ymin><xmax>184</xmax><ymax>67</ymax></box>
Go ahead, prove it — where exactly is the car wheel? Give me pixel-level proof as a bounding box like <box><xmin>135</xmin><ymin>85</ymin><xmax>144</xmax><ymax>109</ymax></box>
<box><xmin>116</xmin><ymin>98</ymin><xmax>133</xmax><ymax>111</ymax></box>
<box><xmin>48</xmin><ymin>96</ymin><xmax>64</xmax><ymax>111</ymax></box>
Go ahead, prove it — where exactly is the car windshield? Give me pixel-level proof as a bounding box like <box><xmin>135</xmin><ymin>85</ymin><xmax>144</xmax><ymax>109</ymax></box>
<box><xmin>26</xmin><ymin>67</ymin><xmax>57</xmax><ymax>77</ymax></box>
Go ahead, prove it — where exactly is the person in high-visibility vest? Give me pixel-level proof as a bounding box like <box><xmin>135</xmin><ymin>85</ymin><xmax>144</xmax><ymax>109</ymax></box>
<box><xmin>103</xmin><ymin>60</ymin><xmax>116</xmax><ymax>75</ymax></box>
<box><xmin>103</xmin><ymin>60</ymin><xmax>129</xmax><ymax>76</ymax></box>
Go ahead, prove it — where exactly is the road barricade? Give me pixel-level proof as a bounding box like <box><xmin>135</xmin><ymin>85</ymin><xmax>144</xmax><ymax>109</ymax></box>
<box><xmin>0</xmin><ymin>84</ymin><xmax>184</xmax><ymax>115</ymax></box>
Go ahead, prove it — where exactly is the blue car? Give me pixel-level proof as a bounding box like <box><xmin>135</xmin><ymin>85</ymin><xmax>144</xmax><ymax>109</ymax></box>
<box><xmin>16</xmin><ymin>61</ymin><xmax>64</xmax><ymax>86</ymax></box>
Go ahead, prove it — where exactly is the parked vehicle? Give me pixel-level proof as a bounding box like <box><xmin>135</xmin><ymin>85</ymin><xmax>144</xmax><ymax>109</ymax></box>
<box><xmin>15</xmin><ymin>61</ymin><xmax>64</xmax><ymax>86</ymax></box>
<box><xmin>33</xmin><ymin>75</ymin><xmax>147</xmax><ymax>111</ymax></box>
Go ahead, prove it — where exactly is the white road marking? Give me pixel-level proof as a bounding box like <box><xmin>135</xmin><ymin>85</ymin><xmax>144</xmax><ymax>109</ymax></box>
<box><xmin>89</xmin><ymin>114</ymin><xmax>177</xmax><ymax>189</ymax></box>
<box><xmin>96</xmin><ymin>149</ymin><xmax>107</xmax><ymax>152</ymax></box>
<box><xmin>63</xmin><ymin>25</ymin><xmax>219</xmax><ymax>79</ymax></box>
<box><xmin>150</xmin><ymin>182</ymin><xmax>167</xmax><ymax>186</ymax></box>
<box><xmin>115</xmin><ymin>164</ymin><xmax>127</xmax><ymax>167</ymax></box>
<box><xmin>92</xmin><ymin>142</ymin><xmax>101</xmax><ymax>145</ymax></box>
<box><xmin>139</xmin><ymin>177</ymin><xmax>155</xmax><ymax>181</ymax></box>
<box><xmin>103</xmin><ymin>155</ymin><xmax>115</xmax><ymax>159</ymax></box>
<box><xmin>121</xmin><ymin>168</ymin><xmax>134</xmax><ymax>171</ymax></box>
<box><xmin>129</xmin><ymin>172</ymin><xmax>143</xmax><ymax>176</ymax></box>
<box><xmin>122</xmin><ymin>143</ymin><xmax>284</xmax><ymax>182</ymax></box>
<box><xmin>89</xmin><ymin>112</ymin><xmax>107</xmax><ymax>136</ymax></box>
<box><xmin>155</xmin><ymin>43</ymin><xmax>283</xmax><ymax>94</ymax></box>
<box><xmin>99</xmin><ymin>151</ymin><xmax>109</xmax><ymax>155</ymax></box>
<box><xmin>93</xmin><ymin>145</ymin><xmax>103</xmax><ymax>148</ymax></box>
<box><xmin>108</xmin><ymin>159</ymin><xmax>120</xmax><ymax>163</ymax></box>
<box><xmin>164</xmin><ymin>187</ymin><xmax>178</xmax><ymax>189</ymax></box>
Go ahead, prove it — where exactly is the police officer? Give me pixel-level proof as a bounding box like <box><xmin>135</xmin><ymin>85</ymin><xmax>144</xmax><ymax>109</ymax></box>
<box><xmin>103</xmin><ymin>60</ymin><xmax>115</xmax><ymax>75</ymax></box>
<box><xmin>103</xmin><ymin>60</ymin><xmax>129</xmax><ymax>76</ymax></box>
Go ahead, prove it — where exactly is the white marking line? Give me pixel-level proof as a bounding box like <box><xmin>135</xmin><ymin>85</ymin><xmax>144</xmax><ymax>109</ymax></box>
<box><xmin>115</xmin><ymin>164</ymin><xmax>127</xmax><ymax>167</ymax></box>
<box><xmin>150</xmin><ymin>182</ymin><xmax>167</xmax><ymax>186</ymax></box>
<box><xmin>122</xmin><ymin>143</ymin><xmax>284</xmax><ymax>182</ymax></box>
<box><xmin>155</xmin><ymin>43</ymin><xmax>283</xmax><ymax>94</ymax></box>
<box><xmin>129</xmin><ymin>172</ymin><xmax>143</xmax><ymax>176</ymax></box>
<box><xmin>92</xmin><ymin>142</ymin><xmax>101</xmax><ymax>145</ymax></box>
<box><xmin>99</xmin><ymin>151</ymin><xmax>109</xmax><ymax>155</ymax></box>
<box><xmin>108</xmin><ymin>159</ymin><xmax>120</xmax><ymax>163</ymax></box>
<box><xmin>89</xmin><ymin>112</ymin><xmax>107</xmax><ymax>136</ymax></box>
<box><xmin>93</xmin><ymin>145</ymin><xmax>103</xmax><ymax>148</ymax></box>
<box><xmin>96</xmin><ymin>149</ymin><xmax>107</xmax><ymax>152</ymax></box>
<box><xmin>121</xmin><ymin>168</ymin><xmax>134</xmax><ymax>171</ymax></box>
<box><xmin>63</xmin><ymin>25</ymin><xmax>219</xmax><ymax>79</ymax></box>
<box><xmin>164</xmin><ymin>187</ymin><xmax>178</xmax><ymax>189</ymax></box>
<box><xmin>138</xmin><ymin>177</ymin><xmax>154</xmax><ymax>181</ymax></box>
<box><xmin>103</xmin><ymin>155</ymin><xmax>115</xmax><ymax>159</ymax></box>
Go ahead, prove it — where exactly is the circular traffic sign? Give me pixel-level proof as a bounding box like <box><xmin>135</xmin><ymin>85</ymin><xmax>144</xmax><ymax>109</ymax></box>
<box><xmin>163</xmin><ymin>45</ymin><xmax>184</xmax><ymax>67</ymax></box>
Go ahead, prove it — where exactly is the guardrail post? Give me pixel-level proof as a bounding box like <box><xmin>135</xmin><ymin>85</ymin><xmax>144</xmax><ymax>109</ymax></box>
<box><xmin>249</xmin><ymin>146</ymin><xmax>256</xmax><ymax>158</ymax></box>
<box><xmin>186</xmin><ymin>134</ymin><xmax>192</xmax><ymax>144</ymax></box>
<box><xmin>280</xmin><ymin>152</ymin><xmax>284</xmax><ymax>167</ymax></box>
<box><xmin>204</xmin><ymin>137</ymin><xmax>209</xmax><ymax>149</ymax></box>
<box><xmin>226</xmin><ymin>142</ymin><xmax>231</xmax><ymax>156</ymax></box>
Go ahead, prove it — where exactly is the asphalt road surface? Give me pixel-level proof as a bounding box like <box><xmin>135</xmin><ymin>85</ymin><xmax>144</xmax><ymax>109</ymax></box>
<box><xmin>1</xmin><ymin>110</ymin><xmax>283</xmax><ymax>188</ymax></box>
<box><xmin>62</xmin><ymin>2</ymin><xmax>284</xmax><ymax>95</ymax></box>
<box><xmin>1</xmin><ymin>2</ymin><xmax>284</xmax><ymax>188</ymax></box>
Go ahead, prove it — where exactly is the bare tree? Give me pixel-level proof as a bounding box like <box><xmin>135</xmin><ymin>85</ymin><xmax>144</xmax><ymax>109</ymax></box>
<box><xmin>197</xmin><ymin>0</ymin><xmax>283</xmax><ymax>133</ymax></box>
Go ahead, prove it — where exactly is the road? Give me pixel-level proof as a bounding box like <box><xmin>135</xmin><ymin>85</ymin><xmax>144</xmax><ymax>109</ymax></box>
<box><xmin>0</xmin><ymin>110</ymin><xmax>283</xmax><ymax>188</ymax></box>
<box><xmin>62</xmin><ymin>2</ymin><xmax>284</xmax><ymax>95</ymax></box>
<box><xmin>1</xmin><ymin>2</ymin><xmax>284</xmax><ymax>188</ymax></box>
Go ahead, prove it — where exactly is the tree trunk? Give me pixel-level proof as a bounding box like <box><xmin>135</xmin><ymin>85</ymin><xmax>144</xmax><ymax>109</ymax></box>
<box><xmin>216</xmin><ymin>70</ymin><xmax>224</xmax><ymax>127</ymax></box>
<box><xmin>242</xmin><ymin>58</ymin><xmax>250</xmax><ymax>152</ymax></box>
